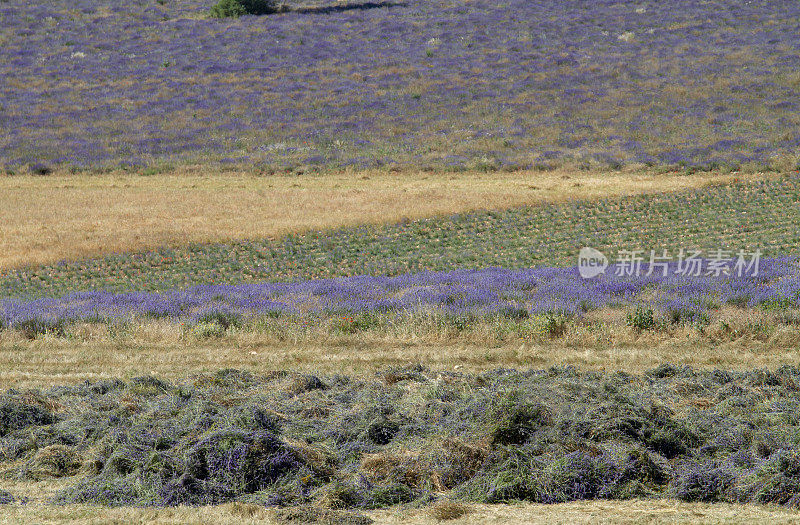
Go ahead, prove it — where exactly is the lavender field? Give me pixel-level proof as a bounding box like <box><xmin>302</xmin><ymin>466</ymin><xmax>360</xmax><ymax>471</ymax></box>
<box><xmin>1</xmin><ymin>257</ymin><xmax>797</xmax><ymax>336</ymax></box>
<box><xmin>5</xmin><ymin>0</ymin><xmax>800</xmax><ymax>519</ymax></box>
<box><xmin>2</xmin><ymin>0</ymin><xmax>800</xmax><ymax>172</ymax></box>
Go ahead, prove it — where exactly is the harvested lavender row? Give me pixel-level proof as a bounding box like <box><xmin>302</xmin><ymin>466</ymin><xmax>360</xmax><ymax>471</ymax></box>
<box><xmin>1</xmin><ymin>257</ymin><xmax>797</xmax><ymax>333</ymax></box>
<box><xmin>2</xmin><ymin>365</ymin><xmax>800</xmax><ymax>508</ymax></box>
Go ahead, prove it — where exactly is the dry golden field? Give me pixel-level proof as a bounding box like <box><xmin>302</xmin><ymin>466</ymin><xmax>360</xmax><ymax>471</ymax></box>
<box><xmin>0</xmin><ymin>168</ymin><xmax>771</xmax><ymax>270</ymax></box>
<box><xmin>1</xmin><ymin>498</ymin><xmax>798</xmax><ymax>524</ymax></box>
<box><xmin>2</xmin><ymin>312</ymin><xmax>800</xmax><ymax>390</ymax></box>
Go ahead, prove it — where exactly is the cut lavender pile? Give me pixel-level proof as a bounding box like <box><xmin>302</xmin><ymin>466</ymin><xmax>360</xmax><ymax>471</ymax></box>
<box><xmin>2</xmin><ymin>366</ymin><xmax>800</xmax><ymax>508</ymax></box>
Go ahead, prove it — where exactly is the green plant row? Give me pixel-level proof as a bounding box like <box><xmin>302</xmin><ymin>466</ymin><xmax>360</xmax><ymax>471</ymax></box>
<box><xmin>2</xmin><ymin>175</ymin><xmax>800</xmax><ymax>299</ymax></box>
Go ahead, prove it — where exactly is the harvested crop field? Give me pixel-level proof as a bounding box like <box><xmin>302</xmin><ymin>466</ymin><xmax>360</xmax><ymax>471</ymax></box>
<box><xmin>3</xmin><ymin>366</ymin><xmax>800</xmax><ymax>515</ymax></box>
<box><xmin>1</xmin><ymin>174</ymin><xmax>797</xmax><ymax>298</ymax></box>
<box><xmin>4</xmin><ymin>322</ymin><xmax>800</xmax><ymax>392</ymax></box>
<box><xmin>3</xmin><ymin>174</ymin><xmax>800</xmax><ymax>522</ymax></box>
<box><xmin>3</xmin><ymin>500</ymin><xmax>800</xmax><ymax>524</ymax></box>
<box><xmin>0</xmin><ymin>169</ymin><xmax>752</xmax><ymax>271</ymax></box>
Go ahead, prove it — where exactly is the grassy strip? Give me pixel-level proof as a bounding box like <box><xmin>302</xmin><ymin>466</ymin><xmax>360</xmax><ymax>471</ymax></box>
<box><xmin>3</xmin><ymin>309</ymin><xmax>800</xmax><ymax>390</ymax></box>
<box><xmin>2</xmin><ymin>174</ymin><xmax>800</xmax><ymax>299</ymax></box>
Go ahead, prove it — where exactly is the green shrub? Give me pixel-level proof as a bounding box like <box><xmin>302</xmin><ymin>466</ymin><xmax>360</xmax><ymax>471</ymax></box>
<box><xmin>666</xmin><ymin>306</ymin><xmax>710</xmax><ymax>329</ymax></box>
<box><xmin>13</xmin><ymin>317</ymin><xmax>67</xmax><ymax>339</ymax></box>
<box><xmin>538</xmin><ymin>313</ymin><xmax>569</xmax><ymax>338</ymax></box>
<box><xmin>210</xmin><ymin>0</ymin><xmax>280</xmax><ymax>18</ymax></box>
<box><xmin>195</xmin><ymin>310</ymin><xmax>242</xmax><ymax>330</ymax></box>
<box><xmin>449</xmin><ymin>315</ymin><xmax>474</xmax><ymax>332</ymax></box>
<box><xmin>761</xmin><ymin>297</ymin><xmax>795</xmax><ymax>311</ymax></box>
<box><xmin>626</xmin><ymin>307</ymin><xmax>656</xmax><ymax>331</ymax></box>
<box><xmin>186</xmin><ymin>321</ymin><xmax>227</xmax><ymax>338</ymax></box>
<box><xmin>496</xmin><ymin>305</ymin><xmax>529</xmax><ymax>321</ymax></box>
<box><xmin>333</xmin><ymin>312</ymin><xmax>382</xmax><ymax>334</ymax></box>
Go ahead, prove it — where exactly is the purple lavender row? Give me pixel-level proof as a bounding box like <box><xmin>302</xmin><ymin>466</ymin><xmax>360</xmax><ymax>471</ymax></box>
<box><xmin>2</xmin><ymin>0</ymin><xmax>800</xmax><ymax>170</ymax></box>
<box><xmin>1</xmin><ymin>258</ymin><xmax>797</xmax><ymax>330</ymax></box>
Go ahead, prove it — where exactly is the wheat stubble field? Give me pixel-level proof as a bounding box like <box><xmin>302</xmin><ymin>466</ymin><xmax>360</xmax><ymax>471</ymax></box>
<box><xmin>4</xmin><ymin>0</ymin><xmax>800</xmax><ymax>523</ymax></box>
<box><xmin>0</xmin><ymin>169</ymin><xmax>759</xmax><ymax>270</ymax></box>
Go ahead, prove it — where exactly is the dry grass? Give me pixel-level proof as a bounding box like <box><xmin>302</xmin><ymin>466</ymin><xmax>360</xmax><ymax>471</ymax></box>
<box><xmin>371</xmin><ymin>499</ymin><xmax>800</xmax><ymax>524</ymax></box>
<box><xmin>430</xmin><ymin>501</ymin><xmax>471</xmax><ymax>521</ymax></box>
<box><xmin>1</xmin><ymin>499</ymin><xmax>799</xmax><ymax>524</ymax></box>
<box><xmin>2</xmin><ymin>319</ymin><xmax>800</xmax><ymax>390</ymax></box>
<box><xmin>0</xmin><ymin>168</ymin><xmax>772</xmax><ymax>270</ymax></box>
<box><xmin>0</xmin><ymin>500</ymin><xmax>274</xmax><ymax>525</ymax></box>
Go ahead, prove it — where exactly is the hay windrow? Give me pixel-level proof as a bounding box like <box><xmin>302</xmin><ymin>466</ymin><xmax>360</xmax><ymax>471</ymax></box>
<box><xmin>2</xmin><ymin>365</ymin><xmax>800</xmax><ymax>509</ymax></box>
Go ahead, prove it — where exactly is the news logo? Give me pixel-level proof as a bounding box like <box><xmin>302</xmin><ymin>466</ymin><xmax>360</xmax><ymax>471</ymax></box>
<box><xmin>578</xmin><ymin>247</ymin><xmax>608</xmax><ymax>279</ymax></box>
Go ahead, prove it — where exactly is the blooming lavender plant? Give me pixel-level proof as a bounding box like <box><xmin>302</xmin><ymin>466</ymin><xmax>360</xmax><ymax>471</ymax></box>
<box><xmin>1</xmin><ymin>257</ymin><xmax>797</xmax><ymax>333</ymax></box>
<box><xmin>1</xmin><ymin>0</ymin><xmax>799</xmax><ymax>172</ymax></box>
